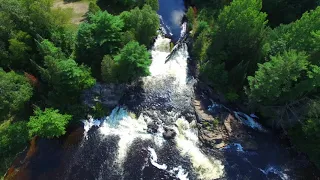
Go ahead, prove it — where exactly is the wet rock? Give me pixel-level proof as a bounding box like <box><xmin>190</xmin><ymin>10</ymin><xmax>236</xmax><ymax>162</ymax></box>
<box><xmin>147</xmin><ymin>122</ymin><xmax>158</xmax><ymax>133</ymax></box>
<box><xmin>242</xmin><ymin>140</ymin><xmax>258</xmax><ymax>151</ymax></box>
<box><xmin>214</xmin><ymin>141</ymin><xmax>226</xmax><ymax>149</ymax></box>
<box><xmin>194</xmin><ymin>99</ymin><xmax>215</xmax><ymax>122</ymax></box>
<box><xmin>163</xmin><ymin>127</ymin><xmax>176</xmax><ymax>140</ymax></box>
<box><xmin>82</xmin><ymin>82</ymin><xmax>126</xmax><ymax>109</ymax></box>
<box><xmin>223</xmin><ymin>114</ymin><xmax>234</xmax><ymax>135</ymax></box>
<box><xmin>87</xmin><ymin>114</ymin><xmax>93</xmax><ymax>120</ymax></box>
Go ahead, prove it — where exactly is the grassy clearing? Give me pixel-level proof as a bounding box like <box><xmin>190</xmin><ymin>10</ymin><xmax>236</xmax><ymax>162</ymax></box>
<box><xmin>53</xmin><ymin>0</ymin><xmax>90</xmax><ymax>25</ymax></box>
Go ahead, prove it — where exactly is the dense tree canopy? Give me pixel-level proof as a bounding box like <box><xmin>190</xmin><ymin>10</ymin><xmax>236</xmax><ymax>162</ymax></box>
<box><xmin>0</xmin><ymin>69</ymin><xmax>33</xmax><ymax>118</ymax></box>
<box><xmin>75</xmin><ymin>11</ymin><xmax>124</xmax><ymax>78</ymax></box>
<box><xmin>28</xmin><ymin>108</ymin><xmax>72</xmax><ymax>138</ymax></box>
<box><xmin>0</xmin><ymin>0</ymin><xmax>73</xmax><ymax>71</ymax></box>
<box><xmin>0</xmin><ymin>121</ymin><xmax>29</xmax><ymax>157</ymax></box>
<box><xmin>120</xmin><ymin>5</ymin><xmax>159</xmax><ymax>46</ymax></box>
<box><xmin>189</xmin><ymin>0</ymin><xmax>320</xmax><ymax>168</ymax></box>
<box><xmin>197</xmin><ymin>0</ymin><xmax>268</xmax><ymax>96</ymax></box>
<box><xmin>101</xmin><ymin>55</ymin><xmax>116</xmax><ymax>83</ymax></box>
<box><xmin>37</xmin><ymin>39</ymin><xmax>96</xmax><ymax>100</ymax></box>
<box><xmin>247</xmin><ymin>50</ymin><xmax>310</xmax><ymax>104</ymax></box>
<box><xmin>113</xmin><ymin>41</ymin><xmax>151</xmax><ymax>82</ymax></box>
<box><xmin>266</xmin><ymin>7</ymin><xmax>320</xmax><ymax>54</ymax></box>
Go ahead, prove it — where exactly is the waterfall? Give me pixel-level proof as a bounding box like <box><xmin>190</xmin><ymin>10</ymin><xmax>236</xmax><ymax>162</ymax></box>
<box><xmin>81</xmin><ymin>29</ymin><xmax>225</xmax><ymax>179</ymax></box>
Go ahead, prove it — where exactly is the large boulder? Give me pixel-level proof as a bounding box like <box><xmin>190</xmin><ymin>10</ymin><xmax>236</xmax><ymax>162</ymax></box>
<box><xmin>147</xmin><ymin>122</ymin><xmax>158</xmax><ymax>133</ymax></box>
<box><xmin>82</xmin><ymin>83</ymin><xmax>126</xmax><ymax>109</ymax></box>
<box><xmin>163</xmin><ymin>127</ymin><xmax>177</xmax><ymax>140</ymax></box>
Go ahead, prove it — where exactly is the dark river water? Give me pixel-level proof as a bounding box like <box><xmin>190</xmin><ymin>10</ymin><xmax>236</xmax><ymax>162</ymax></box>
<box><xmin>5</xmin><ymin>1</ymin><xmax>320</xmax><ymax>180</ymax></box>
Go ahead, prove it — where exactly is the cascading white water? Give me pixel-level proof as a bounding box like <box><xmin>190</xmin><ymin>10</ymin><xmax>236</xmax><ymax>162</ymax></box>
<box><xmin>174</xmin><ymin>118</ymin><xmax>225</xmax><ymax>179</ymax></box>
<box><xmin>82</xmin><ymin>32</ymin><xmax>225</xmax><ymax>179</ymax></box>
<box><xmin>148</xmin><ymin>35</ymin><xmax>188</xmax><ymax>85</ymax></box>
<box><xmin>148</xmin><ymin>147</ymin><xmax>168</xmax><ymax>170</ymax></box>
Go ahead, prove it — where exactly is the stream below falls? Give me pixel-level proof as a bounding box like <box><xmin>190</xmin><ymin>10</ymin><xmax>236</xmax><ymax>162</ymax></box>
<box><xmin>5</xmin><ymin>0</ymin><xmax>320</xmax><ymax>180</ymax></box>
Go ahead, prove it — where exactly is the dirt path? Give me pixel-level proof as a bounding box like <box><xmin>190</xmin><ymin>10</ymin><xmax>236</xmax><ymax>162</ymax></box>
<box><xmin>53</xmin><ymin>0</ymin><xmax>89</xmax><ymax>24</ymax></box>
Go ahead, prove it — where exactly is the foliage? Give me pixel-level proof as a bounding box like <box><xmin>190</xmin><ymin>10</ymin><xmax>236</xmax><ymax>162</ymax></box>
<box><xmin>0</xmin><ymin>0</ymin><xmax>73</xmax><ymax>71</ymax></box>
<box><xmin>44</xmin><ymin>57</ymin><xmax>96</xmax><ymax>95</ymax></box>
<box><xmin>289</xmin><ymin>99</ymin><xmax>320</xmax><ymax>168</ymax></box>
<box><xmin>101</xmin><ymin>55</ymin><xmax>116</xmax><ymax>83</ymax></box>
<box><xmin>190</xmin><ymin>0</ymin><xmax>231</xmax><ymax>10</ymax></box>
<box><xmin>0</xmin><ymin>120</ymin><xmax>29</xmax><ymax>175</ymax></box>
<box><xmin>88</xmin><ymin>1</ymin><xmax>101</xmax><ymax>15</ymax></box>
<box><xmin>198</xmin><ymin>0</ymin><xmax>268</xmax><ymax>93</ymax></box>
<box><xmin>7</xmin><ymin>31</ymin><xmax>32</xmax><ymax>69</ymax></box>
<box><xmin>145</xmin><ymin>0</ymin><xmax>159</xmax><ymax>11</ymax></box>
<box><xmin>0</xmin><ymin>69</ymin><xmax>33</xmax><ymax>119</ymax></box>
<box><xmin>0</xmin><ymin>121</ymin><xmax>29</xmax><ymax>157</ymax></box>
<box><xmin>36</xmin><ymin>39</ymin><xmax>95</xmax><ymax>106</ymax></box>
<box><xmin>113</xmin><ymin>41</ymin><xmax>151</xmax><ymax>82</ymax></box>
<box><xmin>266</xmin><ymin>7</ymin><xmax>320</xmax><ymax>58</ymax></box>
<box><xmin>28</xmin><ymin>108</ymin><xmax>72</xmax><ymax>138</ymax></box>
<box><xmin>37</xmin><ymin>39</ymin><xmax>65</xmax><ymax>59</ymax></box>
<box><xmin>186</xmin><ymin>7</ymin><xmax>195</xmax><ymax>30</ymax></box>
<box><xmin>91</xmin><ymin>102</ymin><xmax>109</xmax><ymax>118</ymax></box>
<box><xmin>120</xmin><ymin>5</ymin><xmax>159</xmax><ymax>46</ymax></box>
<box><xmin>247</xmin><ymin>51</ymin><xmax>310</xmax><ymax>104</ymax></box>
<box><xmin>75</xmin><ymin>11</ymin><xmax>124</xmax><ymax>77</ymax></box>
<box><xmin>262</xmin><ymin>0</ymin><xmax>318</xmax><ymax>27</ymax></box>
<box><xmin>108</xmin><ymin>0</ymin><xmax>159</xmax><ymax>11</ymax></box>
<box><xmin>51</xmin><ymin>29</ymin><xmax>76</xmax><ymax>57</ymax></box>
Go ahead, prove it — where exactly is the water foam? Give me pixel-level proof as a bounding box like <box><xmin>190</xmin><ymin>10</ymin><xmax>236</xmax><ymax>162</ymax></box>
<box><xmin>174</xmin><ymin>118</ymin><xmax>225</xmax><ymax>180</ymax></box>
<box><xmin>223</xmin><ymin>143</ymin><xmax>244</xmax><ymax>152</ymax></box>
<box><xmin>260</xmin><ymin>166</ymin><xmax>289</xmax><ymax>180</ymax></box>
<box><xmin>169</xmin><ymin>166</ymin><xmax>189</xmax><ymax>180</ymax></box>
<box><xmin>148</xmin><ymin>35</ymin><xmax>188</xmax><ymax>86</ymax></box>
<box><xmin>234</xmin><ymin>111</ymin><xmax>266</xmax><ymax>132</ymax></box>
<box><xmin>148</xmin><ymin>147</ymin><xmax>168</xmax><ymax>170</ymax></box>
<box><xmin>82</xmin><ymin>117</ymin><xmax>101</xmax><ymax>139</ymax></box>
<box><xmin>99</xmin><ymin>107</ymin><xmax>151</xmax><ymax>164</ymax></box>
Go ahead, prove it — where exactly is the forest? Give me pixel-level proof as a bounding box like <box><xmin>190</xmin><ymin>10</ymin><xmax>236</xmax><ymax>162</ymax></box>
<box><xmin>0</xmin><ymin>0</ymin><xmax>319</xmax><ymax>177</ymax></box>
<box><xmin>188</xmin><ymin>0</ymin><xmax>320</xmax><ymax>169</ymax></box>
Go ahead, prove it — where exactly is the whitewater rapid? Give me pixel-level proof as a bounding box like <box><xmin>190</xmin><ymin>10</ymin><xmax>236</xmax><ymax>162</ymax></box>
<box><xmin>82</xmin><ymin>33</ymin><xmax>225</xmax><ymax>179</ymax></box>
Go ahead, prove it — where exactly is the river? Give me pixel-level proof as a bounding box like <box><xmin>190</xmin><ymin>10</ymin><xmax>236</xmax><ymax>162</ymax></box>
<box><xmin>5</xmin><ymin>0</ymin><xmax>320</xmax><ymax>180</ymax></box>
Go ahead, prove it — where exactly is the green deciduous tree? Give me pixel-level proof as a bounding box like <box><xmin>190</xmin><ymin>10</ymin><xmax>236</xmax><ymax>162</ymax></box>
<box><xmin>36</xmin><ymin>39</ymin><xmax>95</xmax><ymax>101</ymax></box>
<box><xmin>120</xmin><ymin>5</ymin><xmax>159</xmax><ymax>47</ymax></box>
<box><xmin>75</xmin><ymin>11</ymin><xmax>124</xmax><ymax>78</ymax></box>
<box><xmin>0</xmin><ymin>121</ymin><xmax>29</xmax><ymax>157</ymax></box>
<box><xmin>44</xmin><ymin>57</ymin><xmax>96</xmax><ymax>95</ymax></box>
<box><xmin>145</xmin><ymin>0</ymin><xmax>159</xmax><ymax>11</ymax></box>
<box><xmin>0</xmin><ymin>0</ymin><xmax>73</xmax><ymax>71</ymax></box>
<box><xmin>266</xmin><ymin>7</ymin><xmax>320</xmax><ymax>58</ymax></box>
<box><xmin>101</xmin><ymin>55</ymin><xmax>116</xmax><ymax>83</ymax></box>
<box><xmin>0</xmin><ymin>120</ymin><xmax>29</xmax><ymax>174</ymax></box>
<box><xmin>88</xmin><ymin>1</ymin><xmax>101</xmax><ymax>15</ymax></box>
<box><xmin>113</xmin><ymin>41</ymin><xmax>151</xmax><ymax>82</ymax></box>
<box><xmin>289</xmin><ymin>99</ymin><xmax>320</xmax><ymax>168</ymax></box>
<box><xmin>7</xmin><ymin>31</ymin><xmax>32</xmax><ymax>69</ymax></box>
<box><xmin>0</xmin><ymin>69</ymin><xmax>33</xmax><ymax>118</ymax></box>
<box><xmin>28</xmin><ymin>108</ymin><xmax>72</xmax><ymax>138</ymax></box>
<box><xmin>186</xmin><ymin>7</ymin><xmax>196</xmax><ymax>30</ymax></box>
<box><xmin>200</xmin><ymin>0</ymin><xmax>268</xmax><ymax>94</ymax></box>
<box><xmin>247</xmin><ymin>50</ymin><xmax>310</xmax><ymax>104</ymax></box>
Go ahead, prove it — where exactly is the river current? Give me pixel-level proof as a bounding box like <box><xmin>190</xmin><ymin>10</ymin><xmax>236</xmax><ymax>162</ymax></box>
<box><xmin>5</xmin><ymin>0</ymin><xmax>320</xmax><ymax>180</ymax></box>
